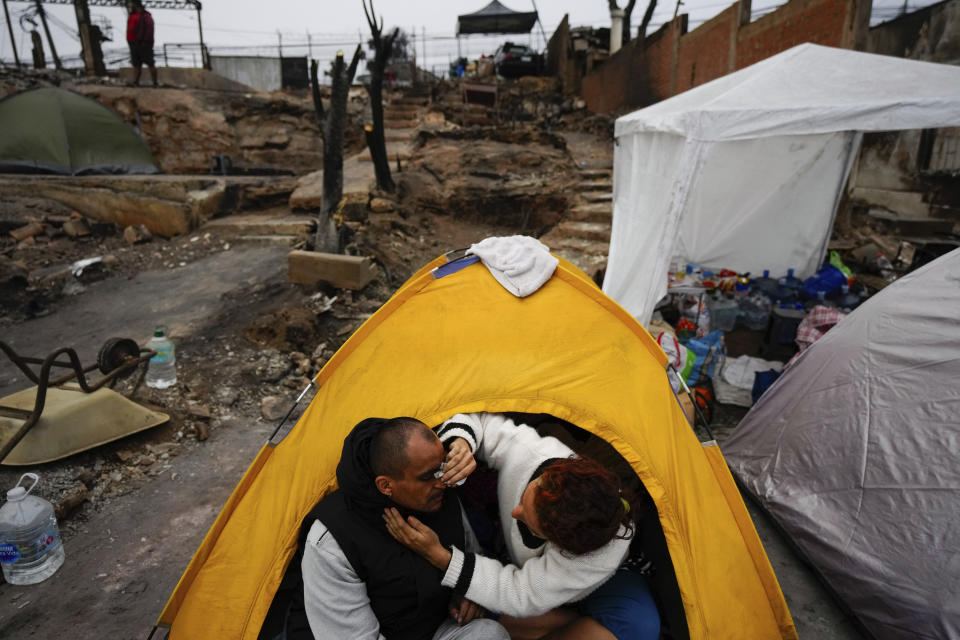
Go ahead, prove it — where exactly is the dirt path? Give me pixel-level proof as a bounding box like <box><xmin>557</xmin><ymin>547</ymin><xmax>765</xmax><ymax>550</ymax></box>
<box><xmin>0</xmin><ymin>414</ymin><xmax>273</xmax><ymax>639</ymax></box>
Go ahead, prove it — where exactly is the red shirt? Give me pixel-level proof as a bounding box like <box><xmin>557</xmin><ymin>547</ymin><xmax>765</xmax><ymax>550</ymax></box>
<box><xmin>126</xmin><ymin>10</ymin><xmax>154</xmax><ymax>44</ymax></box>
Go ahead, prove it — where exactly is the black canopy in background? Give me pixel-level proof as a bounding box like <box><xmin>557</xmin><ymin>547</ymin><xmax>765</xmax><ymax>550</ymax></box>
<box><xmin>456</xmin><ymin>0</ymin><xmax>538</xmax><ymax>35</ymax></box>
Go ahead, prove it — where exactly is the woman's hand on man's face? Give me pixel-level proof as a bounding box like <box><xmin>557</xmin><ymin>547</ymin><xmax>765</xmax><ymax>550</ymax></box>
<box><xmin>382</xmin><ymin>507</ymin><xmax>452</xmax><ymax>570</ymax></box>
<box><xmin>442</xmin><ymin>437</ymin><xmax>476</xmax><ymax>486</ymax></box>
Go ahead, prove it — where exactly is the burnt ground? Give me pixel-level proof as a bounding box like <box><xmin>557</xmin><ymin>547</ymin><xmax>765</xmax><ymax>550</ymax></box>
<box><xmin>0</xmin><ymin>200</ymin><xmax>523</xmax><ymax>638</ymax></box>
<box><xmin>0</xmin><ymin>73</ymin><xmax>906</xmax><ymax>639</ymax></box>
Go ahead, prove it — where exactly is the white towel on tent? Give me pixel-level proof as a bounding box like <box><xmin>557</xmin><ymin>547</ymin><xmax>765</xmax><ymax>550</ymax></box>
<box><xmin>467</xmin><ymin>236</ymin><xmax>559</xmax><ymax>297</ymax></box>
<box><xmin>467</xmin><ymin>236</ymin><xmax>560</xmax><ymax>298</ymax></box>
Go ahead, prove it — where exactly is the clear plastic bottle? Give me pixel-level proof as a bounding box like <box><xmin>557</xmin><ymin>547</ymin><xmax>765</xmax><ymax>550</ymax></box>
<box><xmin>875</xmin><ymin>253</ymin><xmax>896</xmax><ymax>282</ymax></box>
<box><xmin>0</xmin><ymin>474</ymin><xmax>65</xmax><ymax>585</ymax></box>
<box><xmin>146</xmin><ymin>326</ymin><xmax>177</xmax><ymax>389</ymax></box>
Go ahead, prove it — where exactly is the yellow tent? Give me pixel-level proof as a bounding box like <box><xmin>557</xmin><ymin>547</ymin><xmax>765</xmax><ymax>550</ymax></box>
<box><xmin>157</xmin><ymin>252</ymin><xmax>797</xmax><ymax>640</ymax></box>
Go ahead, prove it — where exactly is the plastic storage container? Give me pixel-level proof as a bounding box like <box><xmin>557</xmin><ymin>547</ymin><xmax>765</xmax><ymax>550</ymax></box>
<box><xmin>0</xmin><ymin>473</ymin><xmax>65</xmax><ymax>585</ymax></box>
<box><xmin>146</xmin><ymin>326</ymin><xmax>177</xmax><ymax>389</ymax></box>
<box><xmin>708</xmin><ymin>293</ymin><xmax>739</xmax><ymax>332</ymax></box>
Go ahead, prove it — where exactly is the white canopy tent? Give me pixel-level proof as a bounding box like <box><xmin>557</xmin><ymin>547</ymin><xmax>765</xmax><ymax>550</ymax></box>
<box><xmin>603</xmin><ymin>43</ymin><xmax>960</xmax><ymax>322</ymax></box>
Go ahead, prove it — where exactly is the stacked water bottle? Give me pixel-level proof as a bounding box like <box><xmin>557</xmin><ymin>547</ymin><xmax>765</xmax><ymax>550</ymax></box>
<box><xmin>669</xmin><ymin>253</ymin><xmax>865</xmax><ymax>334</ymax></box>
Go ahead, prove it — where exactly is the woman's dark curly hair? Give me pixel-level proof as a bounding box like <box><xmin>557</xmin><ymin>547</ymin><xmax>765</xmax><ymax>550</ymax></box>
<box><xmin>534</xmin><ymin>456</ymin><xmax>640</xmax><ymax>555</ymax></box>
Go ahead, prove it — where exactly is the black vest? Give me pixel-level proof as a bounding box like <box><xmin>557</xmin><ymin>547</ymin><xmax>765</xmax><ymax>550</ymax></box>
<box><xmin>305</xmin><ymin>490</ymin><xmax>465</xmax><ymax>640</ymax></box>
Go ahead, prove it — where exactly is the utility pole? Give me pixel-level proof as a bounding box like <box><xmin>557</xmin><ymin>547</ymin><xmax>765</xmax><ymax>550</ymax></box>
<box><xmin>277</xmin><ymin>30</ymin><xmax>283</xmax><ymax>58</ymax></box>
<box><xmin>34</xmin><ymin>0</ymin><xmax>62</xmax><ymax>69</ymax></box>
<box><xmin>306</xmin><ymin>29</ymin><xmax>312</xmax><ymax>59</ymax></box>
<box><xmin>74</xmin><ymin>0</ymin><xmax>105</xmax><ymax>76</ymax></box>
<box><xmin>2</xmin><ymin>0</ymin><xmax>20</xmax><ymax>67</ymax></box>
<box><xmin>193</xmin><ymin>0</ymin><xmax>209</xmax><ymax>69</ymax></box>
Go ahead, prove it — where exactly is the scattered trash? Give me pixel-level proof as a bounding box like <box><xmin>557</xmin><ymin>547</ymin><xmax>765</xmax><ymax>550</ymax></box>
<box><xmin>70</xmin><ymin>256</ymin><xmax>103</xmax><ymax>278</ymax></box>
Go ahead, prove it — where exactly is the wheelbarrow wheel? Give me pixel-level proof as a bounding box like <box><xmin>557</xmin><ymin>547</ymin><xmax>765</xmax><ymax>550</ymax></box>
<box><xmin>97</xmin><ymin>337</ymin><xmax>142</xmax><ymax>377</ymax></box>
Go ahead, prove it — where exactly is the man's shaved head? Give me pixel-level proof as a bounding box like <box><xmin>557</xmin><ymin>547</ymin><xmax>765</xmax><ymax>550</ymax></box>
<box><xmin>370</xmin><ymin>417</ymin><xmax>435</xmax><ymax>479</ymax></box>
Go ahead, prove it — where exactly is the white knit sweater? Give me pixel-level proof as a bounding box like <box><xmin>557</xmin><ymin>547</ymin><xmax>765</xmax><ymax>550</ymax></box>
<box><xmin>436</xmin><ymin>412</ymin><xmax>631</xmax><ymax>617</ymax></box>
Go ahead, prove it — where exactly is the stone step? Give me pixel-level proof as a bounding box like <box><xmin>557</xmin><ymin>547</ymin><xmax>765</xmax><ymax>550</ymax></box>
<box><xmin>231</xmin><ymin>234</ymin><xmax>302</xmax><ymax>246</ymax></box>
<box><xmin>540</xmin><ymin>233</ymin><xmax>610</xmax><ymax>255</ymax></box>
<box><xmin>867</xmin><ymin>208</ymin><xmax>956</xmax><ymax>235</ymax></box>
<box><xmin>582</xmin><ymin>192</ymin><xmax>613</xmax><ymax>204</ymax></box>
<box><xmin>567</xmin><ymin>202</ymin><xmax>612</xmax><ymax>223</ymax></box>
<box><xmin>551</xmin><ymin>249</ymin><xmax>608</xmax><ymax>280</ymax></box>
<box><xmin>386</xmin><ymin>106</ymin><xmax>421</xmax><ymax>116</ymax></box>
<box><xmin>577</xmin><ymin>179</ymin><xmax>612</xmax><ymax>192</ymax></box>
<box><xmin>202</xmin><ymin>213</ymin><xmax>314</xmax><ymax>236</ymax></box>
<box><xmin>577</xmin><ymin>168</ymin><xmax>611</xmax><ymax>180</ymax></box>
<box><xmin>549</xmin><ymin>220</ymin><xmax>612</xmax><ymax>242</ymax></box>
<box><xmin>394</xmin><ymin>96</ymin><xmax>430</xmax><ymax>106</ymax></box>
<box><xmin>384</xmin><ymin>118</ymin><xmax>418</xmax><ymax>129</ymax></box>
<box><xmin>358</xmin><ymin>152</ymin><xmax>412</xmax><ymax>164</ymax></box>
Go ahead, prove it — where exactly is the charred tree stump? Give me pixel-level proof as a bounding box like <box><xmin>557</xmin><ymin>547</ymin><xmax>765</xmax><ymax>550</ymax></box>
<box><xmin>362</xmin><ymin>0</ymin><xmax>398</xmax><ymax>194</ymax></box>
<box><xmin>311</xmin><ymin>46</ymin><xmax>362</xmax><ymax>253</ymax></box>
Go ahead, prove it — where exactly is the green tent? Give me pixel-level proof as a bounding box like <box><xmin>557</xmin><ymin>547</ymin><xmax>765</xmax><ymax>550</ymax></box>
<box><xmin>0</xmin><ymin>87</ymin><xmax>159</xmax><ymax>175</ymax></box>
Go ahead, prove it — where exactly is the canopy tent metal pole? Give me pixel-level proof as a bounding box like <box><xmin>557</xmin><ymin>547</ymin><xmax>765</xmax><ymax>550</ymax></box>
<box><xmin>2</xmin><ymin>0</ymin><xmax>21</xmax><ymax>66</ymax></box>
<box><xmin>529</xmin><ymin>0</ymin><xmax>547</xmax><ymax>50</ymax></box>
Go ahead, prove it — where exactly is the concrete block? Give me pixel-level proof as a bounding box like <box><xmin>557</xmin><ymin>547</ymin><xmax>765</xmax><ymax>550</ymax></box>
<box><xmin>288</xmin><ymin>251</ymin><xmax>377</xmax><ymax>290</ymax></box>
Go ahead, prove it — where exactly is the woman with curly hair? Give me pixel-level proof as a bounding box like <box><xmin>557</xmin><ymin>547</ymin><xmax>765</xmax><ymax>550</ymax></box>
<box><xmin>383</xmin><ymin>412</ymin><xmax>660</xmax><ymax>640</ymax></box>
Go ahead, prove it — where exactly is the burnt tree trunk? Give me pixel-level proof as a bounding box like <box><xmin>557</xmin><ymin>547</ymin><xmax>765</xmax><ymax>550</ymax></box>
<box><xmin>362</xmin><ymin>0</ymin><xmax>398</xmax><ymax>193</ymax></box>
<box><xmin>311</xmin><ymin>46</ymin><xmax>362</xmax><ymax>253</ymax></box>
<box><xmin>637</xmin><ymin>0</ymin><xmax>658</xmax><ymax>45</ymax></box>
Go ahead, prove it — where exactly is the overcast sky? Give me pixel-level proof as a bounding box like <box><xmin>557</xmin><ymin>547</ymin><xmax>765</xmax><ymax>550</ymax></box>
<box><xmin>0</xmin><ymin>0</ymin><xmax>933</xmax><ymax>72</ymax></box>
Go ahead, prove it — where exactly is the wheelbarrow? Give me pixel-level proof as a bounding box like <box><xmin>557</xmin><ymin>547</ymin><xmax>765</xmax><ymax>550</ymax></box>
<box><xmin>0</xmin><ymin>339</ymin><xmax>169</xmax><ymax>466</ymax></box>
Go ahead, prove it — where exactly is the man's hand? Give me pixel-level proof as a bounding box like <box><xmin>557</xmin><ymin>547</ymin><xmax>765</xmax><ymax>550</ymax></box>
<box><xmin>449</xmin><ymin>595</ymin><xmax>486</xmax><ymax>626</ymax></box>
<box><xmin>442</xmin><ymin>437</ymin><xmax>476</xmax><ymax>486</ymax></box>
<box><xmin>382</xmin><ymin>507</ymin><xmax>452</xmax><ymax>570</ymax></box>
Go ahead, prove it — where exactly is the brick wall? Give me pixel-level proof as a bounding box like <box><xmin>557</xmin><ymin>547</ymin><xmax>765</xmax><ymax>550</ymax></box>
<box><xmin>738</xmin><ymin>0</ymin><xmax>851</xmax><ymax>68</ymax></box>
<box><xmin>580</xmin><ymin>0</ymin><xmax>870</xmax><ymax>113</ymax></box>
<box><xmin>675</xmin><ymin>6</ymin><xmax>736</xmax><ymax>93</ymax></box>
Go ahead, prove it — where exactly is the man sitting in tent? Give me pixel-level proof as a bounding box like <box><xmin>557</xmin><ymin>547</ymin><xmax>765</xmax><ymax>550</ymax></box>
<box><xmin>298</xmin><ymin>417</ymin><xmax>510</xmax><ymax>640</ymax></box>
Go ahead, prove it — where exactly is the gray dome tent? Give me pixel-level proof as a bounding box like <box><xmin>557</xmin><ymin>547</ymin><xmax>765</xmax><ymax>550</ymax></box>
<box><xmin>0</xmin><ymin>87</ymin><xmax>158</xmax><ymax>175</ymax></box>
<box><xmin>723</xmin><ymin>248</ymin><xmax>960</xmax><ymax>639</ymax></box>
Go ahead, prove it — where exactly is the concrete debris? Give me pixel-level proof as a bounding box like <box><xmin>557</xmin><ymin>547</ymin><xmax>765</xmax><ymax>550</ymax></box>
<box><xmin>62</xmin><ymin>219</ymin><xmax>91</xmax><ymax>237</ymax></box>
<box><xmin>124</xmin><ymin>224</ymin><xmax>154</xmax><ymax>244</ymax></box>
<box><xmin>10</xmin><ymin>222</ymin><xmax>46</xmax><ymax>242</ymax></box>
<box><xmin>260</xmin><ymin>395</ymin><xmax>289</xmax><ymax>421</ymax></box>
<box><xmin>369</xmin><ymin>197</ymin><xmax>396</xmax><ymax>213</ymax></box>
<box><xmin>288</xmin><ymin>250</ymin><xmax>378</xmax><ymax>290</ymax></box>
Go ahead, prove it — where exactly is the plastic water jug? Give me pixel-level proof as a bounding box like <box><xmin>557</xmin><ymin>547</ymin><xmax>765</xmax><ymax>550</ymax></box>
<box><xmin>0</xmin><ymin>473</ymin><xmax>65</xmax><ymax>585</ymax></box>
<box><xmin>738</xmin><ymin>293</ymin><xmax>771</xmax><ymax>331</ymax></box>
<box><xmin>146</xmin><ymin>325</ymin><xmax>177</xmax><ymax>389</ymax></box>
<box><xmin>752</xmin><ymin>270</ymin><xmax>779</xmax><ymax>300</ymax></box>
<box><xmin>834</xmin><ymin>284</ymin><xmax>861</xmax><ymax>312</ymax></box>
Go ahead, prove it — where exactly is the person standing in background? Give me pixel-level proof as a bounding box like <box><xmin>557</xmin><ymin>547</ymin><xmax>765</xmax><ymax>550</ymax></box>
<box><xmin>126</xmin><ymin>1</ymin><xmax>157</xmax><ymax>87</ymax></box>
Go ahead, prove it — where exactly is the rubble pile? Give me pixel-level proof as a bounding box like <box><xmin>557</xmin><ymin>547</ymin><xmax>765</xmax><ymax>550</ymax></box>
<box><xmin>0</xmin><ymin>67</ymin><xmax>369</xmax><ymax>176</ymax></box>
<box><xmin>398</xmin><ymin>128</ymin><xmax>575</xmax><ymax>233</ymax></box>
<box><xmin>0</xmin><ymin>203</ymin><xmax>232</xmax><ymax>326</ymax></box>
